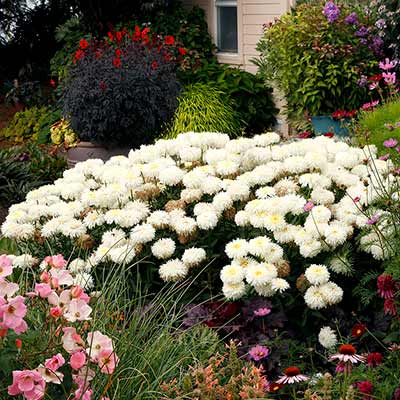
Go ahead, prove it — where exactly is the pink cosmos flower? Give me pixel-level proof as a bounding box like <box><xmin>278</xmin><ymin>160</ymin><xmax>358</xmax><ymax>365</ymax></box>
<box><xmin>379</xmin><ymin>58</ymin><xmax>397</xmax><ymax>71</ymax></box>
<box><xmin>97</xmin><ymin>349</ymin><xmax>119</xmax><ymax>374</ymax></box>
<box><xmin>383</xmin><ymin>138</ymin><xmax>399</xmax><ymax>148</ymax></box>
<box><xmin>379</xmin><ymin>153</ymin><xmax>390</xmax><ymax>161</ymax></box>
<box><xmin>0</xmin><ymin>281</ymin><xmax>19</xmax><ymax>297</ymax></box>
<box><xmin>361</xmin><ymin>100</ymin><xmax>379</xmax><ymax>110</ymax></box>
<box><xmin>86</xmin><ymin>331</ymin><xmax>114</xmax><ymax>360</ymax></box>
<box><xmin>70</xmin><ymin>351</ymin><xmax>87</xmax><ymax>370</ymax></box>
<box><xmin>0</xmin><ymin>295</ymin><xmax>27</xmax><ymax>329</ymax></box>
<box><xmin>382</xmin><ymin>72</ymin><xmax>396</xmax><ymax>85</ymax></box>
<box><xmin>62</xmin><ymin>327</ymin><xmax>84</xmax><ymax>354</ymax></box>
<box><xmin>249</xmin><ymin>345</ymin><xmax>269</xmax><ymax>361</ymax></box>
<box><xmin>44</xmin><ymin>254</ymin><xmax>67</xmax><ymax>269</ymax></box>
<box><xmin>37</xmin><ymin>365</ymin><xmax>64</xmax><ymax>384</ymax></box>
<box><xmin>276</xmin><ymin>366</ymin><xmax>309</xmax><ymax>384</ymax></box>
<box><xmin>34</xmin><ymin>283</ymin><xmax>53</xmax><ymax>298</ymax></box>
<box><xmin>8</xmin><ymin>370</ymin><xmax>46</xmax><ymax>400</ymax></box>
<box><xmin>366</xmin><ymin>214</ymin><xmax>380</xmax><ymax>225</ymax></box>
<box><xmin>64</xmin><ymin>299</ymin><xmax>92</xmax><ymax>322</ymax></box>
<box><xmin>303</xmin><ymin>201</ymin><xmax>314</xmax><ymax>212</ymax></box>
<box><xmin>254</xmin><ymin>307</ymin><xmax>271</xmax><ymax>317</ymax></box>
<box><xmin>369</xmin><ymin>82</ymin><xmax>379</xmax><ymax>90</ymax></box>
<box><xmin>44</xmin><ymin>353</ymin><xmax>65</xmax><ymax>371</ymax></box>
<box><xmin>0</xmin><ymin>254</ymin><xmax>13</xmax><ymax>279</ymax></box>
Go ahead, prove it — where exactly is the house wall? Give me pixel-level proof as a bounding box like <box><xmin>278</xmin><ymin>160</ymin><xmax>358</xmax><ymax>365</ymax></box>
<box><xmin>181</xmin><ymin>0</ymin><xmax>293</xmax><ymax>73</ymax></box>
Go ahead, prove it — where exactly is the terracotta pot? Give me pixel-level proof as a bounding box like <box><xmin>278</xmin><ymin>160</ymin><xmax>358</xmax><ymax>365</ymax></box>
<box><xmin>66</xmin><ymin>141</ymin><xmax>130</xmax><ymax>168</ymax></box>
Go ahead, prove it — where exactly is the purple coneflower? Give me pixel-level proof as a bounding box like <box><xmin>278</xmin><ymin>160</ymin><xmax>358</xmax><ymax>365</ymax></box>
<box><xmin>329</xmin><ymin>344</ymin><xmax>366</xmax><ymax>364</ymax></box>
<box><xmin>276</xmin><ymin>366</ymin><xmax>309</xmax><ymax>384</ymax></box>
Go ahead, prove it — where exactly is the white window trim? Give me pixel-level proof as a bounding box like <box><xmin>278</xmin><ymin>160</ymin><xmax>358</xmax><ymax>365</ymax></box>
<box><xmin>212</xmin><ymin>0</ymin><xmax>243</xmax><ymax>65</ymax></box>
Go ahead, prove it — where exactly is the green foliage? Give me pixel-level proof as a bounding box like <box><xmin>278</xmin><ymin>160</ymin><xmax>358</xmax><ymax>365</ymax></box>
<box><xmin>165</xmin><ymin>83</ymin><xmax>244</xmax><ymax>139</ymax></box>
<box><xmin>50</xmin><ymin>17</ymin><xmax>89</xmax><ymax>85</ymax></box>
<box><xmin>355</xmin><ymin>99</ymin><xmax>400</xmax><ymax>152</ymax></box>
<box><xmin>254</xmin><ymin>1</ymin><xmax>379</xmax><ymax>128</ymax></box>
<box><xmin>0</xmin><ymin>106</ymin><xmax>61</xmax><ymax>143</ymax></box>
<box><xmin>179</xmin><ymin>62</ymin><xmax>277</xmax><ymax>134</ymax></box>
<box><xmin>0</xmin><ymin>144</ymin><xmax>66</xmax><ymax>206</ymax></box>
<box><xmin>119</xmin><ymin>1</ymin><xmax>216</xmax><ymax>72</ymax></box>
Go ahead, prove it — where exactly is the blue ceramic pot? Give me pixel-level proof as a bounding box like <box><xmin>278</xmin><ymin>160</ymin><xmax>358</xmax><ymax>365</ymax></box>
<box><xmin>311</xmin><ymin>116</ymin><xmax>350</xmax><ymax>137</ymax></box>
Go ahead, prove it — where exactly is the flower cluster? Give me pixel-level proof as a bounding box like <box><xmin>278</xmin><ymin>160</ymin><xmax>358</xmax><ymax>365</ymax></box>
<box><xmin>0</xmin><ymin>253</ymin><xmax>118</xmax><ymax>400</ymax></box>
<box><xmin>2</xmin><ymin>132</ymin><xmax>398</xmax><ymax>309</ymax></box>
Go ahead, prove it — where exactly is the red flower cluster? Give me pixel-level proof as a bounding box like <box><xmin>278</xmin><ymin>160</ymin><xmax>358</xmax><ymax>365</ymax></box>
<box><xmin>367</xmin><ymin>352</ymin><xmax>383</xmax><ymax>367</ymax></box>
<box><xmin>357</xmin><ymin>380</ymin><xmax>373</xmax><ymax>400</ymax></box>
<box><xmin>331</xmin><ymin>109</ymin><xmax>357</xmax><ymax>119</ymax></box>
<box><xmin>377</xmin><ymin>274</ymin><xmax>398</xmax><ymax>316</ymax></box>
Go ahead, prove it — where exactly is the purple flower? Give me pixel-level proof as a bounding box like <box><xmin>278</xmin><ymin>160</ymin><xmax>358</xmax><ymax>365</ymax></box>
<box><xmin>366</xmin><ymin>214</ymin><xmax>380</xmax><ymax>225</ymax></box>
<box><xmin>254</xmin><ymin>307</ymin><xmax>271</xmax><ymax>317</ymax></box>
<box><xmin>323</xmin><ymin>1</ymin><xmax>340</xmax><ymax>23</ymax></box>
<box><xmin>357</xmin><ymin>75</ymin><xmax>368</xmax><ymax>87</ymax></box>
<box><xmin>379</xmin><ymin>153</ymin><xmax>390</xmax><ymax>161</ymax></box>
<box><xmin>249</xmin><ymin>345</ymin><xmax>269</xmax><ymax>361</ymax></box>
<box><xmin>303</xmin><ymin>201</ymin><xmax>314</xmax><ymax>212</ymax></box>
<box><xmin>375</xmin><ymin>19</ymin><xmax>386</xmax><ymax>29</ymax></box>
<box><xmin>370</xmin><ymin>36</ymin><xmax>384</xmax><ymax>55</ymax></box>
<box><xmin>383</xmin><ymin>138</ymin><xmax>398</xmax><ymax>148</ymax></box>
<box><xmin>355</xmin><ymin>26</ymin><xmax>370</xmax><ymax>37</ymax></box>
<box><xmin>344</xmin><ymin>12</ymin><xmax>358</xmax><ymax>25</ymax></box>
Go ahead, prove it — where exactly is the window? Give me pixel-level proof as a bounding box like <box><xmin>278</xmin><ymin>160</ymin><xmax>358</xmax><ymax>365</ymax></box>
<box><xmin>215</xmin><ymin>0</ymin><xmax>238</xmax><ymax>53</ymax></box>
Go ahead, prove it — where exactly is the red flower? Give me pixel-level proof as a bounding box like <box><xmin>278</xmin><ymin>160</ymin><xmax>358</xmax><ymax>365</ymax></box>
<box><xmin>377</xmin><ymin>274</ymin><xmax>396</xmax><ymax>299</ymax></box>
<box><xmin>368</xmin><ymin>74</ymin><xmax>382</xmax><ymax>82</ymax></box>
<box><xmin>165</xmin><ymin>35</ymin><xmax>175</xmax><ymax>45</ymax></box>
<box><xmin>142</xmin><ymin>27</ymin><xmax>150</xmax><ymax>40</ymax></box>
<box><xmin>297</xmin><ymin>130</ymin><xmax>312</xmax><ymax>138</ymax></box>
<box><xmin>351</xmin><ymin>323</ymin><xmax>366</xmax><ymax>338</ymax></box>
<box><xmin>384</xmin><ymin>298</ymin><xmax>397</xmax><ymax>316</ymax></box>
<box><xmin>357</xmin><ymin>380</ymin><xmax>373</xmax><ymax>399</ymax></box>
<box><xmin>324</xmin><ymin>132</ymin><xmax>335</xmax><ymax>138</ymax></box>
<box><xmin>115</xmin><ymin>48</ymin><xmax>121</xmax><ymax>58</ymax></box>
<box><xmin>152</xmin><ymin>60</ymin><xmax>158</xmax><ymax>70</ymax></box>
<box><xmin>74</xmin><ymin>49</ymin><xmax>85</xmax><ymax>62</ymax></box>
<box><xmin>79</xmin><ymin>39</ymin><xmax>89</xmax><ymax>49</ymax></box>
<box><xmin>178</xmin><ymin>47</ymin><xmax>186</xmax><ymax>56</ymax></box>
<box><xmin>99</xmin><ymin>81</ymin><xmax>107</xmax><ymax>90</ymax></box>
<box><xmin>133</xmin><ymin>26</ymin><xmax>141</xmax><ymax>41</ymax></box>
<box><xmin>332</xmin><ymin>109</ymin><xmax>347</xmax><ymax>119</ymax></box>
<box><xmin>15</xmin><ymin>339</ymin><xmax>22</xmax><ymax>349</ymax></box>
<box><xmin>49</xmin><ymin>79</ymin><xmax>56</xmax><ymax>88</ymax></box>
<box><xmin>107</xmin><ymin>31</ymin><xmax>114</xmax><ymax>41</ymax></box>
<box><xmin>115</xmin><ymin>31</ymin><xmax>122</xmax><ymax>41</ymax></box>
<box><xmin>164</xmin><ymin>54</ymin><xmax>171</xmax><ymax>61</ymax></box>
<box><xmin>268</xmin><ymin>382</ymin><xmax>283</xmax><ymax>392</ymax></box>
<box><xmin>346</xmin><ymin>110</ymin><xmax>357</xmax><ymax>118</ymax></box>
<box><xmin>113</xmin><ymin>58</ymin><xmax>121</xmax><ymax>68</ymax></box>
<box><xmin>367</xmin><ymin>352</ymin><xmax>383</xmax><ymax>367</ymax></box>
<box><xmin>339</xmin><ymin>344</ymin><xmax>357</xmax><ymax>355</ymax></box>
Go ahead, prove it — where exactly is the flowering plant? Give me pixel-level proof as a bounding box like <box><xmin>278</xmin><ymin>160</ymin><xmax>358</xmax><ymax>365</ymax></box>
<box><xmin>0</xmin><ymin>253</ymin><xmax>118</xmax><ymax>400</ymax></box>
<box><xmin>255</xmin><ymin>1</ymin><xmax>381</xmax><ymax>127</ymax></box>
<box><xmin>62</xmin><ymin>27</ymin><xmax>181</xmax><ymax>147</ymax></box>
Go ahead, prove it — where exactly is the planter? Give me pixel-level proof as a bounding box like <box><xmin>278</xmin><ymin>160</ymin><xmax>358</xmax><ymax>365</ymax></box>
<box><xmin>311</xmin><ymin>116</ymin><xmax>350</xmax><ymax>137</ymax></box>
<box><xmin>66</xmin><ymin>141</ymin><xmax>130</xmax><ymax>168</ymax></box>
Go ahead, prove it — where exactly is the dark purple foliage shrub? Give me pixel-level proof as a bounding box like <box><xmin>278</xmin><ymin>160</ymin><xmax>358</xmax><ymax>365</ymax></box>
<box><xmin>62</xmin><ymin>29</ymin><xmax>181</xmax><ymax>147</ymax></box>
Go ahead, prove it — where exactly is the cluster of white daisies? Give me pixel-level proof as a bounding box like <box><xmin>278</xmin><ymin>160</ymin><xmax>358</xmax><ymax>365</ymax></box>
<box><xmin>1</xmin><ymin>132</ymin><xmax>396</xmax><ymax>308</ymax></box>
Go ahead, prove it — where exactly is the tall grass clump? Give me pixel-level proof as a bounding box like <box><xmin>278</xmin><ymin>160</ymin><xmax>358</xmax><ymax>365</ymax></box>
<box><xmin>86</xmin><ymin>261</ymin><xmax>223</xmax><ymax>400</ymax></box>
<box><xmin>355</xmin><ymin>99</ymin><xmax>400</xmax><ymax>152</ymax></box>
<box><xmin>164</xmin><ymin>83</ymin><xmax>244</xmax><ymax>139</ymax></box>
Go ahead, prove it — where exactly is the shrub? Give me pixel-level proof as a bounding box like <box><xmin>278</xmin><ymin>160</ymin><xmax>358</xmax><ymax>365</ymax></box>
<box><xmin>62</xmin><ymin>27</ymin><xmax>181</xmax><ymax>146</ymax></box>
<box><xmin>180</xmin><ymin>62</ymin><xmax>277</xmax><ymax>134</ymax></box>
<box><xmin>164</xmin><ymin>83</ymin><xmax>244</xmax><ymax>139</ymax></box>
<box><xmin>0</xmin><ymin>106</ymin><xmax>61</xmax><ymax>144</ymax></box>
<box><xmin>254</xmin><ymin>1</ymin><xmax>381</xmax><ymax>128</ymax></box>
<box><xmin>355</xmin><ymin>99</ymin><xmax>400</xmax><ymax>152</ymax></box>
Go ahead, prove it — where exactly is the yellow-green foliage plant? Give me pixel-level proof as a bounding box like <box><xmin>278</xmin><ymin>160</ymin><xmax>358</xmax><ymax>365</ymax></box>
<box><xmin>164</xmin><ymin>83</ymin><xmax>244</xmax><ymax>139</ymax></box>
<box><xmin>355</xmin><ymin>99</ymin><xmax>400</xmax><ymax>153</ymax></box>
<box><xmin>0</xmin><ymin>106</ymin><xmax>60</xmax><ymax>144</ymax></box>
